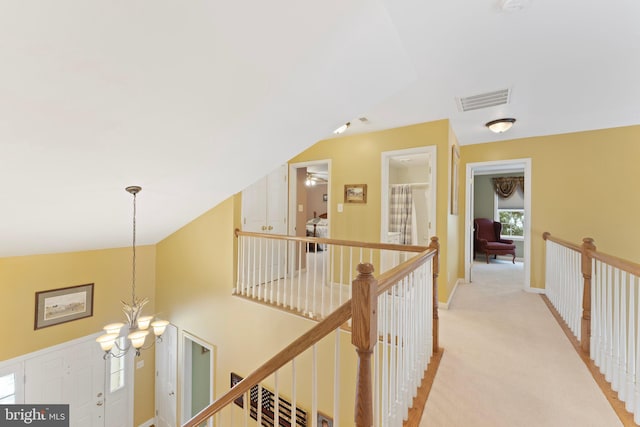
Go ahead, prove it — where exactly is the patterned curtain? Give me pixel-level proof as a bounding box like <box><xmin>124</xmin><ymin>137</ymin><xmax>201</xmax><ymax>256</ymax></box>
<box><xmin>389</xmin><ymin>184</ymin><xmax>413</xmax><ymax>244</ymax></box>
<box><xmin>492</xmin><ymin>177</ymin><xmax>525</xmax><ymax>198</ymax></box>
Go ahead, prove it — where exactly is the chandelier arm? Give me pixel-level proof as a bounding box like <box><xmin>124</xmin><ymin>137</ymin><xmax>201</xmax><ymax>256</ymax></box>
<box><xmin>113</xmin><ymin>338</ymin><xmax>132</xmax><ymax>354</ymax></box>
<box><xmin>139</xmin><ymin>335</ymin><xmax>163</xmax><ymax>352</ymax></box>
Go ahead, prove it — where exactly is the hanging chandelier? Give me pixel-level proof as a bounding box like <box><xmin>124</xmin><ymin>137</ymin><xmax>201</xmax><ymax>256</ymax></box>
<box><xmin>96</xmin><ymin>186</ymin><xmax>168</xmax><ymax>357</ymax></box>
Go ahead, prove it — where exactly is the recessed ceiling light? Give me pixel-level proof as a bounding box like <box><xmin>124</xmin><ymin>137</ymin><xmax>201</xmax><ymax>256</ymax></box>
<box><xmin>485</xmin><ymin>118</ymin><xmax>516</xmax><ymax>133</ymax></box>
<box><xmin>333</xmin><ymin>122</ymin><xmax>351</xmax><ymax>135</ymax></box>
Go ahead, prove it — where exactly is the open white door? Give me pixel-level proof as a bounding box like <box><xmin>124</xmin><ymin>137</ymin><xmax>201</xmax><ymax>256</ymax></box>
<box><xmin>156</xmin><ymin>324</ymin><xmax>178</xmax><ymax>427</ymax></box>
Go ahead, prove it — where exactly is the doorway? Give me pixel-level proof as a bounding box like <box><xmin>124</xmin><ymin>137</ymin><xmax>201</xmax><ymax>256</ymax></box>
<box><xmin>288</xmin><ymin>160</ymin><xmax>331</xmax><ymax>238</ymax></box>
<box><xmin>182</xmin><ymin>333</ymin><xmax>214</xmax><ymax>427</ymax></box>
<box><xmin>465</xmin><ymin>159</ymin><xmax>532</xmax><ymax>289</ymax></box>
<box><xmin>381</xmin><ymin>147</ymin><xmax>437</xmax><ymax>272</ymax></box>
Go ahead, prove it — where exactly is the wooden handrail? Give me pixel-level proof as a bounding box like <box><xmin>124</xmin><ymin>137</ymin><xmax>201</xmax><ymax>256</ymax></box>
<box><xmin>542</xmin><ymin>232</ymin><xmax>582</xmax><ymax>252</ymax></box>
<box><xmin>590</xmin><ymin>250</ymin><xmax>640</xmax><ymax>278</ymax></box>
<box><xmin>235</xmin><ymin>228</ymin><xmax>429</xmax><ymax>253</ymax></box>
<box><xmin>375</xmin><ymin>247</ymin><xmax>437</xmax><ymax>297</ymax></box>
<box><xmin>183</xmin><ymin>300</ymin><xmax>353</xmax><ymax>427</ymax></box>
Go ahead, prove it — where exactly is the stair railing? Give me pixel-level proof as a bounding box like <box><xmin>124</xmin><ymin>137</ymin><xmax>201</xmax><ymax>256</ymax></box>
<box><xmin>183</xmin><ymin>235</ymin><xmax>439</xmax><ymax>427</ymax></box>
<box><xmin>543</xmin><ymin>232</ymin><xmax>640</xmax><ymax>422</ymax></box>
<box><xmin>235</xmin><ymin>229</ymin><xmax>428</xmax><ymax>321</ymax></box>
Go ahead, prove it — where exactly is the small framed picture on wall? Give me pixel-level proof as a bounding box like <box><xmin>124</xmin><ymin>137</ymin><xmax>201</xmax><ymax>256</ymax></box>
<box><xmin>344</xmin><ymin>184</ymin><xmax>367</xmax><ymax>203</ymax></box>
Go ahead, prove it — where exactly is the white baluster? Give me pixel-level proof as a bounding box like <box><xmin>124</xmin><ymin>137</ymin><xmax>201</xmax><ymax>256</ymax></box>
<box><xmin>312</xmin><ymin>344</ymin><xmax>318</xmax><ymax>427</ymax></box>
<box><xmin>613</xmin><ymin>267</ymin><xmax>621</xmax><ymax>391</ymax></box>
<box><xmin>333</xmin><ymin>329</ymin><xmax>341</xmax><ymax>427</ymax></box>
<box><xmin>618</xmin><ymin>271</ymin><xmax>628</xmax><ymax>403</ymax></box>
<box><xmin>626</xmin><ymin>273</ymin><xmax>636</xmax><ymax>412</ymax></box>
<box><xmin>297</xmin><ymin>241</ymin><xmax>302</xmax><ymax>311</ymax></box>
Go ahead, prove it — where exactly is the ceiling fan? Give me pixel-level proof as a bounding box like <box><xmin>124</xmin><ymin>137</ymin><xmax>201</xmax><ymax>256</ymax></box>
<box><xmin>305</xmin><ymin>172</ymin><xmax>327</xmax><ymax>186</ymax></box>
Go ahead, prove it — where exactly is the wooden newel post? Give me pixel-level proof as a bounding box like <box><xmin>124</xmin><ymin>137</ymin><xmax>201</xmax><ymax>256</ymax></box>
<box><xmin>581</xmin><ymin>237</ymin><xmax>596</xmax><ymax>355</ymax></box>
<box><xmin>352</xmin><ymin>263</ymin><xmax>377</xmax><ymax>427</ymax></box>
<box><xmin>429</xmin><ymin>237</ymin><xmax>440</xmax><ymax>353</ymax></box>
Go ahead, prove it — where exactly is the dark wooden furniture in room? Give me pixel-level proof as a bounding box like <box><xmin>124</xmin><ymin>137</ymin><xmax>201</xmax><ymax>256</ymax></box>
<box><xmin>474</xmin><ymin>218</ymin><xmax>516</xmax><ymax>264</ymax></box>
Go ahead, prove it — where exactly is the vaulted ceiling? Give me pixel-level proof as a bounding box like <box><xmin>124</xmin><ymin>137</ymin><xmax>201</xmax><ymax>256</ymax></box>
<box><xmin>1</xmin><ymin>0</ymin><xmax>638</xmax><ymax>256</ymax></box>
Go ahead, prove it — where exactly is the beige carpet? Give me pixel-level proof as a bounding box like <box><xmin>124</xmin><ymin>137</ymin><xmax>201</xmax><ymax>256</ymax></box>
<box><xmin>420</xmin><ymin>259</ymin><xmax>622</xmax><ymax>427</ymax></box>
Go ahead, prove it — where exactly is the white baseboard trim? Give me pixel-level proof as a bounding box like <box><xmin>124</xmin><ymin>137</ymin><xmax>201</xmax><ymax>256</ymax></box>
<box><xmin>438</xmin><ymin>278</ymin><xmax>461</xmax><ymax>310</ymax></box>
<box><xmin>138</xmin><ymin>418</ymin><xmax>155</xmax><ymax>427</ymax></box>
<box><xmin>525</xmin><ymin>287</ymin><xmax>545</xmax><ymax>294</ymax></box>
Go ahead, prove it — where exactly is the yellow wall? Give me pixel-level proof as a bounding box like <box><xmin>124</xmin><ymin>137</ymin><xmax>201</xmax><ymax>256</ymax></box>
<box><xmin>0</xmin><ymin>246</ymin><xmax>156</xmax><ymax>425</ymax></box>
<box><xmin>461</xmin><ymin>124</ymin><xmax>640</xmax><ymax>289</ymax></box>
<box><xmin>155</xmin><ymin>195</ymin><xmax>358</xmax><ymax>424</ymax></box>
<box><xmin>289</xmin><ymin>119</ymin><xmax>459</xmax><ymax>301</ymax></box>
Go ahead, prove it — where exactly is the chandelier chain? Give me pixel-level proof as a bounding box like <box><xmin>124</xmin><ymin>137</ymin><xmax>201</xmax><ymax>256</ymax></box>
<box><xmin>132</xmin><ymin>190</ymin><xmax>137</xmax><ymax>305</ymax></box>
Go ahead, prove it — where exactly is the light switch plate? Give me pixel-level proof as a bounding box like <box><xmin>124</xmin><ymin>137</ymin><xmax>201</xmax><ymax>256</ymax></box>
<box><xmin>337</xmin><ymin>203</ymin><xmax>343</xmax><ymax>213</ymax></box>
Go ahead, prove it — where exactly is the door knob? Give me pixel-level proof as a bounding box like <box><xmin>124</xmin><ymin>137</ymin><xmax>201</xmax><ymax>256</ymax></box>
<box><xmin>97</xmin><ymin>392</ymin><xmax>103</xmax><ymax>398</ymax></box>
<box><xmin>268</xmin><ymin>226</ymin><xmax>273</xmax><ymax>230</ymax></box>
<box><xmin>169</xmin><ymin>391</ymin><xmax>175</xmax><ymax>396</ymax></box>
<box><xmin>261</xmin><ymin>226</ymin><xmax>267</xmax><ymax>231</ymax></box>
<box><xmin>96</xmin><ymin>401</ymin><xmax>104</xmax><ymax>407</ymax></box>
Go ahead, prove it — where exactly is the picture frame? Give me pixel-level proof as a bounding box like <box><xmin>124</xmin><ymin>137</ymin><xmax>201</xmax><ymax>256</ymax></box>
<box><xmin>322</xmin><ymin>194</ymin><xmax>328</xmax><ymax>202</ymax></box>
<box><xmin>35</xmin><ymin>283</ymin><xmax>94</xmax><ymax>330</ymax></box>
<box><xmin>451</xmin><ymin>144</ymin><xmax>460</xmax><ymax>215</ymax></box>
<box><xmin>344</xmin><ymin>184</ymin><xmax>367</xmax><ymax>203</ymax></box>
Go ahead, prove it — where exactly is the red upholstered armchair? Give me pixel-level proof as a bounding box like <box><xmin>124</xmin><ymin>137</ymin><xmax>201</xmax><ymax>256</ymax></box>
<box><xmin>474</xmin><ymin>218</ymin><xmax>516</xmax><ymax>264</ymax></box>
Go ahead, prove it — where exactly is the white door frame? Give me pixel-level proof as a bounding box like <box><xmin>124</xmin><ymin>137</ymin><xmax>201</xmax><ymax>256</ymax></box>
<box><xmin>464</xmin><ymin>158</ymin><xmax>532</xmax><ymax>290</ymax></box>
<box><xmin>288</xmin><ymin>159</ymin><xmax>332</xmax><ymax>237</ymax></box>
<box><xmin>181</xmin><ymin>332</ymin><xmax>214</xmax><ymax>427</ymax></box>
<box><xmin>381</xmin><ymin>146</ymin><xmax>437</xmax><ymax>243</ymax></box>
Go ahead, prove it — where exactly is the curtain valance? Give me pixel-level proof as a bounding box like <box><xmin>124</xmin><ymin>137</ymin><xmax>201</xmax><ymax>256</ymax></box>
<box><xmin>492</xmin><ymin>176</ymin><xmax>524</xmax><ymax>199</ymax></box>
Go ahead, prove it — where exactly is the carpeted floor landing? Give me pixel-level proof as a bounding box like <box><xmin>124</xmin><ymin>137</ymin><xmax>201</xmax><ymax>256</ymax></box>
<box><xmin>419</xmin><ymin>260</ymin><xmax>622</xmax><ymax>427</ymax></box>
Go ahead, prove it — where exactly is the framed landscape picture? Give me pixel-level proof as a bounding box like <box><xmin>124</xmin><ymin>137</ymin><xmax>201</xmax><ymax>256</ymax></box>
<box><xmin>35</xmin><ymin>283</ymin><xmax>94</xmax><ymax>329</ymax></box>
<box><xmin>344</xmin><ymin>184</ymin><xmax>367</xmax><ymax>203</ymax></box>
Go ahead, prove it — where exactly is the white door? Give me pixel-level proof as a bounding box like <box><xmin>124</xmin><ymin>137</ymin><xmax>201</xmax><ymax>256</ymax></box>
<box><xmin>242</xmin><ymin>165</ymin><xmax>288</xmax><ymax>283</ymax></box>
<box><xmin>25</xmin><ymin>339</ymin><xmax>106</xmax><ymax>427</ymax></box>
<box><xmin>156</xmin><ymin>324</ymin><xmax>178</xmax><ymax>427</ymax></box>
<box><xmin>266</xmin><ymin>165</ymin><xmax>288</xmax><ymax>235</ymax></box>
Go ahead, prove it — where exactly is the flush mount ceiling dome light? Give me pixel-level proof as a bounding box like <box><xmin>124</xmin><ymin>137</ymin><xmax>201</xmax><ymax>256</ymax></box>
<box><xmin>485</xmin><ymin>118</ymin><xmax>516</xmax><ymax>133</ymax></box>
<box><xmin>333</xmin><ymin>122</ymin><xmax>350</xmax><ymax>135</ymax></box>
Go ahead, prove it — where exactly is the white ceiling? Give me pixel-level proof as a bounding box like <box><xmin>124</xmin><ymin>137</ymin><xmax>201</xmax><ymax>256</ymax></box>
<box><xmin>1</xmin><ymin>0</ymin><xmax>638</xmax><ymax>256</ymax></box>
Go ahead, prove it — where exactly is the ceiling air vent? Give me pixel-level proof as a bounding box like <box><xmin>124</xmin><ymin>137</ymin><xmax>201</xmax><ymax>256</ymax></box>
<box><xmin>456</xmin><ymin>88</ymin><xmax>511</xmax><ymax>112</ymax></box>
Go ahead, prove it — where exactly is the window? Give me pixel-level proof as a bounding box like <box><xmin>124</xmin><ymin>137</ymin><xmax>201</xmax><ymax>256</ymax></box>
<box><xmin>0</xmin><ymin>373</ymin><xmax>16</xmax><ymax>404</ymax></box>
<box><xmin>498</xmin><ymin>209</ymin><xmax>524</xmax><ymax>238</ymax></box>
<box><xmin>109</xmin><ymin>337</ymin><xmax>126</xmax><ymax>392</ymax></box>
